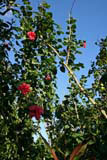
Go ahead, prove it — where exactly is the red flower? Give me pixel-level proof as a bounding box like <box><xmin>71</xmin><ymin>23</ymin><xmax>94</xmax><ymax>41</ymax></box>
<box><xmin>29</xmin><ymin>105</ymin><xmax>44</xmax><ymax>120</ymax></box>
<box><xmin>45</xmin><ymin>74</ymin><xmax>51</xmax><ymax>81</ymax></box>
<box><xmin>27</xmin><ymin>31</ymin><xmax>36</xmax><ymax>41</ymax></box>
<box><xmin>18</xmin><ymin>82</ymin><xmax>31</xmax><ymax>95</ymax></box>
<box><xmin>83</xmin><ymin>41</ymin><xmax>86</xmax><ymax>48</ymax></box>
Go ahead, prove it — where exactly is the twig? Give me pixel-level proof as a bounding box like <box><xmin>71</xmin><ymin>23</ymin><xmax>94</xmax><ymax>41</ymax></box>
<box><xmin>66</xmin><ymin>47</ymin><xmax>70</xmax><ymax>65</ymax></box>
<box><xmin>66</xmin><ymin>13</ymin><xmax>72</xmax><ymax>65</ymax></box>
<box><xmin>74</xmin><ymin>101</ymin><xmax>83</xmax><ymax>133</ymax></box>
<box><xmin>70</xmin><ymin>0</ymin><xmax>77</xmax><ymax>14</ymax></box>
<box><xmin>74</xmin><ymin>101</ymin><xmax>79</xmax><ymax>121</ymax></box>
<box><xmin>39</xmin><ymin>132</ymin><xmax>59</xmax><ymax>160</ymax></box>
<box><xmin>47</xmin><ymin>43</ymin><xmax>107</xmax><ymax>119</ymax></box>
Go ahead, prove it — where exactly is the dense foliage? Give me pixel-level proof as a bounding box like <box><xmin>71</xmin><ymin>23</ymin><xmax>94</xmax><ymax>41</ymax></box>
<box><xmin>0</xmin><ymin>0</ymin><xmax>107</xmax><ymax>160</ymax></box>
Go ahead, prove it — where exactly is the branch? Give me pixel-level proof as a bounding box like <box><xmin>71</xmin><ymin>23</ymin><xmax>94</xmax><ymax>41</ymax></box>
<box><xmin>74</xmin><ymin>101</ymin><xmax>80</xmax><ymax>121</ymax></box>
<box><xmin>66</xmin><ymin>47</ymin><xmax>70</xmax><ymax>65</ymax></box>
<box><xmin>39</xmin><ymin>132</ymin><xmax>59</xmax><ymax>160</ymax></box>
<box><xmin>47</xmin><ymin>44</ymin><xmax>107</xmax><ymax>119</ymax></box>
<box><xmin>66</xmin><ymin>13</ymin><xmax>72</xmax><ymax>65</ymax></box>
<box><xmin>74</xmin><ymin>101</ymin><xmax>83</xmax><ymax>133</ymax></box>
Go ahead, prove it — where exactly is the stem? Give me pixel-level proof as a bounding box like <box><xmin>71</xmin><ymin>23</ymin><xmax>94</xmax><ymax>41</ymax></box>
<box><xmin>47</xmin><ymin>44</ymin><xmax>107</xmax><ymax>119</ymax></box>
<box><xmin>66</xmin><ymin>13</ymin><xmax>72</xmax><ymax>65</ymax></box>
<box><xmin>74</xmin><ymin>101</ymin><xmax>80</xmax><ymax>121</ymax></box>
<box><xmin>66</xmin><ymin>47</ymin><xmax>70</xmax><ymax>65</ymax></box>
<box><xmin>39</xmin><ymin>132</ymin><xmax>59</xmax><ymax>160</ymax></box>
<box><xmin>74</xmin><ymin>101</ymin><xmax>83</xmax><ymax>133</ymax></box>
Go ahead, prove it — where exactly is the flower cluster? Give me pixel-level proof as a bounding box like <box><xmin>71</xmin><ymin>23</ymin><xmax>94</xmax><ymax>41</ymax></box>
<box><xmin>17</xmin><ymin>82</ymin><xmax>31</xmax><ymax>95</ymax></box>
<box><xmin>29</xmin><ymin>105</ymin><xmax>44</xmax><ymax>120</ymax></box>
<box><xmin>27</xmin><ymin>31</ymin><xmax>36</xmax><ymax>41</ymax></box>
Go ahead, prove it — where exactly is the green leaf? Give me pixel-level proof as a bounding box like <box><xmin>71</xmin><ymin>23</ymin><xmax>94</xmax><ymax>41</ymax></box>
<box><xmin>70</xmin><ymin>143</ymin><xmax>88</xmax><ymax>160</ymax></box>
<box><xmin>26</xmin><ymin>5</ymin><xmax>32</xmax><ymax>10</ymax></box>
<box><xmin>60</xmin><ymin>65</ymin><xmax>65</xmax><ymax>72</ymax></box>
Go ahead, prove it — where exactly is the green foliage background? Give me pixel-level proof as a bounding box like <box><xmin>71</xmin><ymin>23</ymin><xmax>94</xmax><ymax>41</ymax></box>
<box><xmin>0</xmin><ymin>0</ymin><xmax>107</xmax><ymax>160</ymax></box>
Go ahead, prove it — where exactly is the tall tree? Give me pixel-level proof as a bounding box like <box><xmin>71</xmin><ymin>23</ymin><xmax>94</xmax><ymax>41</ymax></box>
<box><xmin>0</xmin><ymin>0</ymin><xmax>107</xmax><ymax>160</ymax></box>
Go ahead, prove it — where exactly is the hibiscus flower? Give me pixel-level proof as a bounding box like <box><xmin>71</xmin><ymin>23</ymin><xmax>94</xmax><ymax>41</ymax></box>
<box><xmin>18</xmin><ymin>82</ymin><xmax>31</xmax><ymax>95</ymax></box>
<box><xmin>29</xmin><ymin>105</ymin><xmax>44</xmax><ymax>120</ymax></box>
<box><xmin>27</xmin><ymin>31</ymin><xmax>36</xmax><ymax>41</ymax></box>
